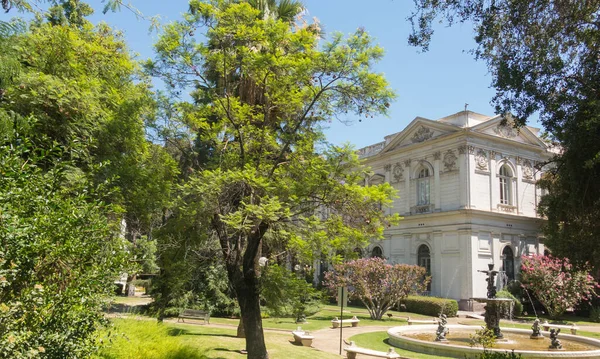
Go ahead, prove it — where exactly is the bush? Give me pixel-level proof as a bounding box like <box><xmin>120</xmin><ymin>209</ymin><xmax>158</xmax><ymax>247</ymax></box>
<box><xmin>520</xmin><ymin>255</ymin><xmax>596</xmax><ymax>318</ymax></box>
<box><xmin>478</xmin><ymin>350</ymin><xmax>522</xmax><ymax>359</ymax></box>
<box><xmin>261</xmin><ymin>264</ymin><xmax>322</xmax><ymax>321</ymax></box>
<box><xmin>324</xmin><ymin>258</ymin><xmax>428</xmax><ymax>320</ymax></box>
<box><xmin>496</xmin><ymin>290</ymin><xmax>523</xmax><ymax>318</ymax></box>
<box><xmin>589</xmin><ymin>307</ymin><xmax>600</xmax><ymax>323</ymax></box>
<box><xmin>131</xmin><ymin>279</ymin><xmax>151</xmax><ymax>293</ymax></box>
<box><xmin>401</xmin><ymin>296</ymin><xmax>458</xmax><ymax>317</ymax></box>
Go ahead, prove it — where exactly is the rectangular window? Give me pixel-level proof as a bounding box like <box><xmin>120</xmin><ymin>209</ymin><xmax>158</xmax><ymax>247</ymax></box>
<box><xmin>499</xmin><ymin>177</ymin><xmax>510</xmax><ymax>205</ymax></box>
<box><xmin>417</xmin><ymin>179</ymin><xmax>430</xmax><ymax>205</ymax></box>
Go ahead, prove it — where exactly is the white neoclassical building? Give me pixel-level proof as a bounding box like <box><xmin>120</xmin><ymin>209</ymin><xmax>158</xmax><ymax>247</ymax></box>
<box><xmin>356</xmin><ymin>110</ymin><xmax>552</xmax><ymax>309</ymax></box>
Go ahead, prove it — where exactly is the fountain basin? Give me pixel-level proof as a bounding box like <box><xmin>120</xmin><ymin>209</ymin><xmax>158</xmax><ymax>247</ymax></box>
<box><xmin>387</xmin><ymin>325</ymin><xmax>600</xmax><ymax>359</ymax></box>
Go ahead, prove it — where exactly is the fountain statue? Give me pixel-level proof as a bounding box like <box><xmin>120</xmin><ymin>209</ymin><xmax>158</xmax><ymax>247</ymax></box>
<box><xmin>473</xmin><ymin>263</ymin><xmax>513</xmax><ymax>339</ymax></box>
<box><xmin>435</xmin><ymin>314</ymin><xmax>449</xmax><ymax>342</ymax></box>
<box><xmin>549</xmin><ymin>328</ymin><xmax>563</xmax><ymax>350</ymax></box>
<box><xmin>530</xmin><ymin>318</ymin><xmax>543</xmax><ymax>339</ymax></box>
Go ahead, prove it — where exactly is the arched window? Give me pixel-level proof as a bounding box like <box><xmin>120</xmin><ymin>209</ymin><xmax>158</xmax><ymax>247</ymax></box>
<box><xmin>502</xmin><ymin>246</ymin><xmax>515</xmax><ymax>281</ymax></box>
<box><xmin>417</xmin><ymin>244</ymin><xmax>431</xmax><ymax>292</ymax></box>
<box><xmin>499</xmin><ymin>164</ymin><xmax>513</xmax><ymax>205</ymax></box>
<box><xmin>371</xmin><ymin>246</ymin><xmax>383</xmax><ymax>258</ymax></box>
<box><xmin>417</xmin><ymin>166</ymin><xmax>431</xmax><ymax>206</ymax></box>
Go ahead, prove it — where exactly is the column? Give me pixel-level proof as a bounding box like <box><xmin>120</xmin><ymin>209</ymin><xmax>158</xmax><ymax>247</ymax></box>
<box><xmin>515</xmin><ymin>157</ymin><xmax>522</xmax><ymax>214</ymax></box>
<box><xmin>433</xmin><ymin>151</ymin><xmax>441</xmax><ymax>211</ymax></box>
<box><xmin>383</xmin><ymin>164</ymin><xmax>392</xmax><ymax>215</ymax></box>
<box><xmin>404</xmin><ymin>159</ymin><xmax>411</xmax><ymax>214</ymax></box>
<box><xmin>458</xmin><ymin>145</ymin><xmax>467</xmax><ymax>209</ymax></box>
<box><xmin>489</xmin><ymin>151</ymin><xmax>498</xmax><ymax>211</ymax></box>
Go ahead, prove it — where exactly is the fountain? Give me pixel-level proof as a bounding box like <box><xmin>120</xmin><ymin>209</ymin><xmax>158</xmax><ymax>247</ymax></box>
<box><xmin>472</xmin><ymin>263</ymin><xmax>513</xmax><ymax>339</ymax></box>
<box><xmin>386</xmin><ymin>263</ymin><xmax>600</xmax><ymax>358</ymax></box>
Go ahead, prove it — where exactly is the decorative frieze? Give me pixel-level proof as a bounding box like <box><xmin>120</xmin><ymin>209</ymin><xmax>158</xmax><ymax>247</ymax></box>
<box><xmin>458</xmin><ymin>145</ymin><xmax>467</xmax><ymax>155</ymax></box>
<box><xmin>404</xmin><ymin>159</ymin><xmax>412</xmax><ymax>167</ymax></box>
<box><xmin>383</xmin><ymin>164</ymin><xmax>392</xmax><ymax>172</ymax></box>
<box><xmin>433</xmin><ymin>151</ymin><xmax>441</xmax><ymax>160</ymax></box>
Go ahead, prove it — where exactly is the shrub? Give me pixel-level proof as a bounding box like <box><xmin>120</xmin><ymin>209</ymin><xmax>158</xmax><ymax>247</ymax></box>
<box><xmin>324</xmin><ymin>258</ymin><xmax>428</xmax><ymax>320</ymax></box>
<box><xmin>131</xmin><ymin>279</ymin><xmax>151</xmax><ymax>293</ymax></box>
<box><xmin>261</xmin><ymin>264</ymin><xmax>322</xmax><ymax>322</ymax></box>
<box><xmin>478</xmin><ymin>350</ymin><xmax>522</xmax><ymax>359</ymax></box>
<box><xmin>520</xmin><ymin>255</ymin><xmax>596</xmax><ymax>318</ymax></box>
<box><xmin>401</xmin><ymin>296</ymin><xmax>458</xmax><ymax>317</ymax></box>
<box><xmin>496</xmin><ymin>290</ymin><xmax>523</xmax><ymax>318</ymax></box>
<box><xmin>589</xmin><ymin>307</ymin><xmax>600</xmax><ymax>323</ymax></box>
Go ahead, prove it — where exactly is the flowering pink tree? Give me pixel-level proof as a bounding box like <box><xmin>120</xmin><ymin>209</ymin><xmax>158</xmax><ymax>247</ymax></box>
<box><xmin>520</xmin><ymin>255</ymin><xmax>597</xmax><ymax>318</ymax></box>
<box><xmin>324</xmin><ymin>257</ymin><xmax>428</xmax><ymax>319</ymax></box>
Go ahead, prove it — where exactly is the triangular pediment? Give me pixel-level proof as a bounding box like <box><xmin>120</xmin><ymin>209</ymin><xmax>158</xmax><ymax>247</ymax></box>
<box><xmin>471</xmin><ymin>115</ymin><xmax>547</xmax><ymax>148</ymax></box>
<box><xmin>381</xmin><ymin>117</ymin><xmax>460</xmax><ymax>154</ymax></box>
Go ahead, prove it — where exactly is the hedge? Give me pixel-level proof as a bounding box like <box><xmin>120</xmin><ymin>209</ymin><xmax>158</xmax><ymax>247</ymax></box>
<box><xmin>401</xmin><ymin>296</ymin><xmax>458</xmax><ymax>317</ymax></box>
<box><xmin>496</xmin><ymin>290</ymin><xmax>523</xmax><ymax>318</ymax></box>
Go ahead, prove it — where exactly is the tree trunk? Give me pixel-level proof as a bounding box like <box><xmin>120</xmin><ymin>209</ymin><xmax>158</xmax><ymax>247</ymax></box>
<box><xmin>216</xmin><ymin>215</ymin><xmax>270</xmax><ymax>359</ymax></box>
<box><xmin>125</xmin><ymin>274</ymin><xmax>136</xmax><ymax>297</ymax></box>
<box><xmin>237</xmin><ymin>280</ymin><xmax>268</xmax><ymax>359</ymax></box>
<box><xmin>237</xmin><ymin>316</ymin><xmax>245</xmax><ymax>338</ymax></box>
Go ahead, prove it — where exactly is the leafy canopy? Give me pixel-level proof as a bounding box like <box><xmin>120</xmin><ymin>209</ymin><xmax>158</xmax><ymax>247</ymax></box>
<box><xmin>148</xmin><ymin>1</ymin><xmax>398</xmax><ymax>357</ymax></box>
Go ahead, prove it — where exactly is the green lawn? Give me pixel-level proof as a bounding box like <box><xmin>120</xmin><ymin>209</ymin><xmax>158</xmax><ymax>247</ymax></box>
<box><xmin>209</xmin><ymin>304</ymin><xmax>425</xmax><ymax>331</ymax></box>
<box><xmin>349</xmin><ymin>331</ymin><xmax>452</xmax><ymax>359</ymax></box>
<box><xmin>94</xmin><ymin>319</ymin><xmax>339</xmax><ymax>359</ymax></box>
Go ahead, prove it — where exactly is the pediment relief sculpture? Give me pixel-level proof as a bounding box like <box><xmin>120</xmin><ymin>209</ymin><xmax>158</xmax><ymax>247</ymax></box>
<box><xmin>443</xmin><ymin>150</ymin><xmax>457</xmax><ymax>172</ymax></box>
<box><xmin>411</xmin><ymin>126</ymin><xmax>434</xmax><ymax>143</ymax></box>
<box><xmin>493</xmin><ymin>123</ymin><xmax>517</xmax><ymax>138</ymax></box>
<box><xmin>475</xmin><ymin>149</ymin><xmax>489</xmax><ymax>171</ymax></box>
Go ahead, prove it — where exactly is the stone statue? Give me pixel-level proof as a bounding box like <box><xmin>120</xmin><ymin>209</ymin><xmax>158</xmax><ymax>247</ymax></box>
<box><xmin>549</xmin><ymin>328</ymin><xmax>563</xmax><ymax>349</ymax></box>
<box><xmin>435</xmin><ymin>314</ymin><xmax>449</xmax><ymax>342</ymax></box>
<box><xmin>478</xmin><ymin>263</ymin><xmax>499</xmax><ymax>299</ymax></box>
<box><xmin>530</xmin><ymin>318</ymin><xmax>543</xmax><ymax>339</ymax></box>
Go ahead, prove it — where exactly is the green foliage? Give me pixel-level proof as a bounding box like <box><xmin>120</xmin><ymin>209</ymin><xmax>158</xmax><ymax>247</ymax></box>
<box><xmin>496</xmin><ymin>290</ymin><xmax>523</xmax><ymax>318</ymax></box>
<box><xmin>590</xmin><ymin>306</ymin><xmax>600</xmax><ymax>323</ymax></box>
<box><xmin>0</xmin><ymin>18</ymin><xmax>178</xmax><ymax>287</ymax></box>
<box><xmin>469</xmin><ymin>327</ymin><xmax>496</xmax><ymax>349</ymax></box>
<box><xmin>0</xmin><ymin>139</ymin><xmax>127</xmax><ymax>358</ymax></box>
<box><xmin>149</xmin><ymin>1</ymin><xmax>397</xmax><ymax>356</ymax></box>
<box><xmin>150</xmin><ymin>213</ymin><xmax>237</xmax><ymax>319</ymax></box>
<box><xmin>401</xmin><ymin>296</ymin><xmax>458</xmax><ymax>318</ymax></box>
<box><xmin>131</xmin><ymin>279</ymin><xmax>152</xmax><ymax>293</ymax></box>
<box><xmin>93</xmin><ymin>320</ymin><xmax>208</xmax><ymax>359</ymax></box>
<box><xmin>477</xmin><ymin>350</ymin><xmax>522</xmax><ymax>359</ymax></box>
<box><xmin>260</xmin><ymin>264</ymin><xmax>321</xmax><ymax>321</ymax></box>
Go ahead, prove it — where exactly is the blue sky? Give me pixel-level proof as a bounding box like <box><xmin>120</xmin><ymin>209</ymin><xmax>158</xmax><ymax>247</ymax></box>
<box><xmin>3</xmin><ymin>0</ymin><xmax>514</xmax><ymax>149</ymax></box>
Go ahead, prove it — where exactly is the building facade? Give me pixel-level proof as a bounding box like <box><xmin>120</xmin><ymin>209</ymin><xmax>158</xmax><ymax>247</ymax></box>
<box><xmin>357</xmin><ymin>111</ymin><xmax>551</xmax><ymax>308</ymax></box>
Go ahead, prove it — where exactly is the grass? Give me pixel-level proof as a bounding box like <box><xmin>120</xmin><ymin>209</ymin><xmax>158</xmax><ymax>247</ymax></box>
<box><xmin>348</xmin><ymin>331</ymin><xmax>452</xmax><ymax>359</ymax></box>
<box><xmin>94</xmin><ymin>319</ymin><xmax>339</xmax><ymax>359</ymax></box>
<box><xmin>209</xmin><ymin>303</ymin><xmax>421</xmax><ymax>331</ymax></box>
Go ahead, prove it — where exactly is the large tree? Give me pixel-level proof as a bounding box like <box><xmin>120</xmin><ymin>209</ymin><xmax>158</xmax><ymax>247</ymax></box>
<box><xmin>1</xmin><ymin>4</ymin><xmax>178</xmax><ymax>293</ymax></box>
<box><xmin>409</xmin><ymin>0</ymin><xmax>600</xmax><ymax>269</ymax></box>
<box><xmin>148</xmin><ymin>1</ymin><xmax>398</xmax><ymax>358</ymax></box>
